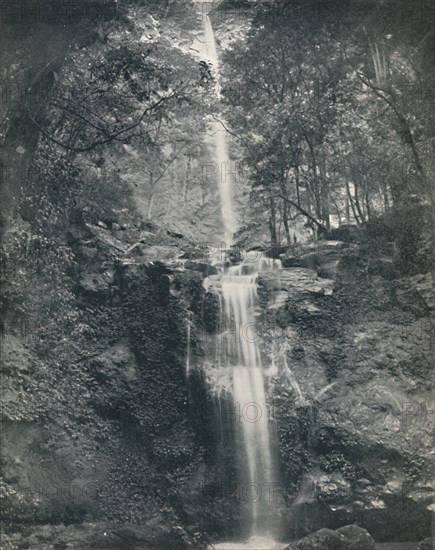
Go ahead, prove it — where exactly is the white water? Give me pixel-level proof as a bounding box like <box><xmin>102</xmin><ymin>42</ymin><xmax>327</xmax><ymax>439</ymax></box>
<box><xmin>196</xmin><ymin>6</ymin><xmax>283</xmax><ymax>544</ymax></box>
<box><xmin>186</xmin><ymin>311</ymin><xmax>192</xmax><ymax>375</ymax></box>
<box><xmin>213</xmin><ymin>536</ymin><xmax>286</xmax><ymax>550</ymax></box>
<box><xmin>202</xmin><ymin>15</ymin><xmax>237</xmax><ymax>245</ymax></box>
<box><xmin>220</xmin><ymin>259</ymin><xmax>280</xmax><ymax>536</ymax></box>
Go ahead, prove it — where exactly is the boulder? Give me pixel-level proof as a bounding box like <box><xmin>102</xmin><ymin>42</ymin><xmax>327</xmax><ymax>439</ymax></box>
<box><xmin>282</xmin><ymin>251</ymin><xmax>322</xmax><ymax>269</ymax></box>
<box><xmin>180</xmin><ymin>247</ymin><xmax>208</xmax><ymax>260</ymax></box>
<box><xmin>258</xmin><ymin>267</ymin><xmax>335</xmax><ymax>299</ymax></box>
<box><xmin>285</xmin><ymin>527</ymin><xmax>345</xmax><ymax>549</ymax></box>
<box><xmin>137</xmin><ymin>229</ymin><xmax>159</xmax><ymax>243</ymax></box>
<box><xmin>281</xmin><ymin>248</ymin><xmax>337</xmax><ymax>269</ymax></box>
<box><xmin>281</xmin><ymin>242</ymin><xmax>352</xmax><ymax>278</ymax></box>
<box><xmin>125</xmin><ymin>244</ymin><xmax>182</xmax><ymax>263</ymax></box>
<box><xmin>336</xmin><ymin>524</ymin><xmax>376</xmax><ymax>549</ymax></box>
<box><xmin>66</xmin><ymin>223</ymin><xmax>95</xmax><ymax>244</ymax></box>
<box><xmin>85</xmin><ymin>223</ymin><xmax>126</xmax><ymax>252</ymax></box>
<box><xmin>418</xmin><ymin>537</ymin><xmax>434</xmax><ymax>550</ymax></box>
<box><xmin>285</xmin><ymin>525</ymin><xmax>375</xmax><ymax>550</ymax></box>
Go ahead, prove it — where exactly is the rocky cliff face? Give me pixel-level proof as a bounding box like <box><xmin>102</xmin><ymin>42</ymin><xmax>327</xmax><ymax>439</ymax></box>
<box><xmin>1</xmin><ymin>216</ymin><xmax>218</xmax><ymax>549</ymax></box>
<box><xmin>1</xmin><ymin>213</ymin><xmax>433</xmax><ymax>548</ymax></box>
<box><xmin>256</xmin><ymin>242</ymin><xmax>433</xmax><ymax>542</ymax></box>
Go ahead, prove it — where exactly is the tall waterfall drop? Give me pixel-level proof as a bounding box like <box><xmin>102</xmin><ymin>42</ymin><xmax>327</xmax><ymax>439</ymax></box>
<box><xmin>202</xmin><ymin>13</ymin><xmax>237</xmax><ymax>245</ymax></box>
<box><xmin>197</xmin><ymin>6</ymin><xmax>283</xmax><ymax>547</ymax></box>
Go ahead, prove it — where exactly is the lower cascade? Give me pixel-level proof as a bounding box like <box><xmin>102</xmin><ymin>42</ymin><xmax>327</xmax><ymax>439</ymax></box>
<box><xmin>199</xmin><ymin>256</ymin><xmax>285</xmax><ymax>547</ymax></box>
<box><xmin>220</xmin><ymin>259</ymin><xmax>281</xmax><ymax>538</ymax></box>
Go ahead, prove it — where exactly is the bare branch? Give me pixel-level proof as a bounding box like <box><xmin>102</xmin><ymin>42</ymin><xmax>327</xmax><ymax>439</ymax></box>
<box><xmin>274</xmin><ymin>193</ymin><xmax>326</xmax><ymax>230</ymax></box>
<box><xmin>30</xmin><ymin>90</ymin><xmax>178</xmax><ymax>153</ymax></box>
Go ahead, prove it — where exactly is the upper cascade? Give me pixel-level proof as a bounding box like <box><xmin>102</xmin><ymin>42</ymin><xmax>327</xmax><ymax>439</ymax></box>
<box><xmin>200</xmin><ymin>12</ymin><xmax>237</xmax><ymax>244</ymax></box>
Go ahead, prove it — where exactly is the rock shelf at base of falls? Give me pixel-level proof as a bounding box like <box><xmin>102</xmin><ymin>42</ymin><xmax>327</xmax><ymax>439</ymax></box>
<box><xmin>283</xmin><ymin>524</ymin><xmax>376</xmax><ymax>550</ymax></box>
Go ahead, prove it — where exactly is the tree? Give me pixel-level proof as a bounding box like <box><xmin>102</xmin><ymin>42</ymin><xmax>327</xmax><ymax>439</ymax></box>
<box><xmin>222</xmin><ymin>2</ymin><xmax>343</xmax><ymax>241</ymax></box>
<box><xmin>221</xmin><ymin>0</ymin><xmax>433</xmax><ymax>246</ymax></box>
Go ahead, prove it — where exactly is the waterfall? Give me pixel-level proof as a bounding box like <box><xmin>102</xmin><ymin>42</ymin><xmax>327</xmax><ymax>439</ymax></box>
<box><xmin>195</xmin><ymin>6</ymin><xmax>283</xmax><ymax>546</ymax></box>
<box><xmin>186</xmin><ymin>311</ymin><xmax>192</xmax><ymax>375</ymax></box>
<box><xmin>220</xmin><ymin>258</ymin><xmax>281</xmax><ymax>538</ymax></box>
<box><xmin>202</xmin><ymin>14</ymin><xmax>237</xmax><ymax>245</ymax></box>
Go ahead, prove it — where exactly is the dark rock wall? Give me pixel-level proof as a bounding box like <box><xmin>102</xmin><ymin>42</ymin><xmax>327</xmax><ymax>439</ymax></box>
<box><xmin>256</xmin><ymin>244</ymin><xmax>434</xmax><ymax>542</ymax></box>
<box><xmin>1</xmin><ymin>222</ymin><xmax>216</xmax><ymax>548</ymax></box>
<box><xmin>1</xmin><ymin>217</ymin><xmax>433</xmax><ymax>547</ymax></box>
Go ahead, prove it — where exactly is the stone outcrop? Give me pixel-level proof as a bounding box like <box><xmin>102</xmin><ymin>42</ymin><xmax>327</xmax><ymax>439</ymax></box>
<box><xmin>0</xmin><ymin>520</ymin><xmax>197</xmax><ymax>549</ymax></box>
<box><xmin>1</xmin><ymin>218</ymin><xmax>215</xmax><ymax>548</ymax></box>
<box><xmin>281</xmin><ymin>241</ymin><xmax>355</xmax><ymax>279</ymax></box>
<box><xmin>257</xmin><ymin>240</ymin><xmax>433</xmax><ymax>542</ymax></box>
<box><xmin>284</xmin><ymin>524</ymin><xmax>375</xmax><ymax>550</ymax></box>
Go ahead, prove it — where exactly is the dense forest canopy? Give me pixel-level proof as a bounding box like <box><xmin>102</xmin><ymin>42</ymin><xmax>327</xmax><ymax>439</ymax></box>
<box><xmin>218</xmin><ymin>0</ymin><xmax>433</xmax><ymax>245</ymax></box>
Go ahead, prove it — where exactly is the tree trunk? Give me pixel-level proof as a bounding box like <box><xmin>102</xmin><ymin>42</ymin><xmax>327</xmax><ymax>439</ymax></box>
<box><xmin>314</xmin><ymin>187</ymin><xmax>322</xmax><ymax>222</ymax></box>
<box><xmin>332</xmin><ymin>197</ymin><xmax>342</xmax><ymax>226</ymax></box>
<box><xmin>365</xmin><ymin>191</ymin><xmax>371</xmax><ymax>219</ymax></box>
<box><xmin>282</xmin><ymin>200</ymin><xmax>291</xmax><ymax>245</ymax></box>
<box><xmin>346</xmin><ymin>181</ymin><xmax>361</xmax><ymax>224</ymax></box>
<box><xmin>147</xmin><ymin>171</ymin><xmax>155</xmax><ymax>219</ymax></box>
<box><xmin>383</xmin><ymin>188</ymin><xmax>390</xmax><ymax>212</ymax></box>
<box><xmin>184</xmin><ymin>155</ymin><xmax>191</xmax><ymax>203</ymax></box>
<box><xmin>295</xmin><ymin>163</ymin><xmax>301</xmax><ymax>207</ymax></box>
<box><xmin>303</xmin><ymin>134</ymin><xmax>322</xmax><ymax>220</ymax></box>
<box><xmin>319</xmin><ymin>154</ymin><xmax>330</xmax><ymax>230</ymax></box>
<box><xmin>353</xmin><ymin>183</ymin><xmax>365</xmax><ymax>222</ymax></box>
<box><xmin>269</xmin><ymin>197</ymin><xmax>278</xmax><ymax>246</ymax></box>
<box><xmin>306</xmin><ymin>179</ymin><xmax>312</xmax><ymax>215</ymax></box>
<box><xmin>395</xmin><ymin>109</ymin><xmax>425</xmax><ymax>187</ymax></box>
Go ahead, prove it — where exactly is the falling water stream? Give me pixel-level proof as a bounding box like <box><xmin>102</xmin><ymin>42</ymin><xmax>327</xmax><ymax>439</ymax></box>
<box><xmin>196</xmin><ymin>6</ymin><xmax>285</xmax><ymax>548</ymax></box>
<box><xmin>202</xmin><ymin>12</ymin><xmax>237</xmax><ymax>245</ymax></box>
<box><xmin>220</xmin><ymin>259</ymin><xmax>282</xmax><ymax>542</ymax></box>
